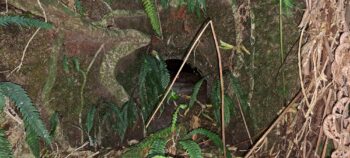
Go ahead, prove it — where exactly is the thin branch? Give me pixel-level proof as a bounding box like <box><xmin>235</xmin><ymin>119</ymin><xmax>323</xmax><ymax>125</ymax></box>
<box><xmin>145</xmin><ymin>19</ymin><xmax>227</xmax><ymax>157</ymax></box>
<box><xmin>244</xmin><ymin>90</ymin><xmax>301</xmax><ymax>158</ymax></box>
<box><xmin>298</xmin><ymin>26</ymin><xmax>310</xmax><ymax>108</ymax></box>
<box><xmin>145</xmin><ymin>20</ymin><xmax>212</xmax><ymax>128</ymax></box>
<box><xmin>64</xmin><ymin>142</ymin><xmax>89</xmax><ymax>158</ymax></box>
<box><xmin>209</xmin><ymin>21</ymin><xmax>227</xmax><ymax>158</ymax></box>
<box><xmin>7</xmin><ymin>0</ymin><xmax>47</xmax><ymax>78</ymax></box>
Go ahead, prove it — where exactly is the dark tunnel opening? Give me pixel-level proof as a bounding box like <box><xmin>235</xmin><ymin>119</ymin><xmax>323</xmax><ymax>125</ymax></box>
<box><xmin>165</xmin><ymin>59</ymin><xmax>206</xmax><ymax>100</ymax></box>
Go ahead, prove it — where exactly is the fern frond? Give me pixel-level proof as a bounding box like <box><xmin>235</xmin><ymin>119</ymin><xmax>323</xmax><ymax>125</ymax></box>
<box><xmin>0</xmin><ymin>82</ymin><xmax>51</xmax><ymax>146</ymax></box>
<box><xmin>189</xmin><ymin>78</ymin><xmax>205</xmax><ymax>108</ymax></box>
<box><xmin>184</xmin><ymin>128</ymin><xmax>223</xmax><ymax>151</ymax></box>
<box><xmin>0</xmin><ymin>16</ymin><xmax>52</xmax><ymax>29</ymax></box>
<box><xmin>282</xmin><ymin>0</ymin><xmax>294</xmax><ymax>16</ymax></box>
<box><xmin>49</xmin><ymin>112</ymin><xmax>59</xmax><ymax>137</ymax></box>
<box><xmin>179</xmin><ymin>140</ymin><xmax>202</xmax><ymax>158</ymax></box>
<box><xmin>139</xmin><ymin>55</ymin><xmax>170</xmax><ymax>122</ymax></box>
<box><xmin>210</xmin><ymin>80</ymin><xmax>221</xmax><ymax>124</ymax></box>
<box><xmin>75</xmin><ymin>0</ymin><xmax>85</xmax><ymax>15</ymax></box>
<box><xmin>147</xmin><ymin>138</ymin><xmax>167</xmax><ymax>158</ymax></box>
<box><xmin>141</xmin><ymin>0</ymin><xmax>162</xmax><ymax>36</ymax></box>
<box><xmin>223</xmin><ymin>95</ymin><xmax>234</xmax><ymax>126</ymax></box>
<box><xmin>86</xmin><ymin>106</ymin><xmax>96</xmax><ymax>134</ymax></box>
<box><xmin>122</xmin><ymin>127</ymin><xmax>172</xmax><ymax>158</ymax></box>
<box><xmin>0</xmin><ymin>129</ymin><xmax>12</xmax><ymax>158</ymax></box>
<box><xmin>186</xmin><ymin>0</ymin><xmax>207</xmax><ymax>17</ymax></box>
<box><xmin>0</xmin><ymin>93</ymin><xmax>5</xmax><ymax>110</ymax></box>
<box><xmin>160</xmin><ymin>0</ymin><xmax>170</xmax><ymax>8</ymax></box>
<box><xmin>26</xmin><ymin>127</ymin><xmax>40</xmax><ymax>158</ymax></box>
<box><xmin>229</xmin><ymin>75</ymin><xmax>249</xmax><ymax>113</ymax></box>
<box><xmin>171</xmin><ymin>104</ymin><xmax>187</xmax><ymax>132</ymax></box>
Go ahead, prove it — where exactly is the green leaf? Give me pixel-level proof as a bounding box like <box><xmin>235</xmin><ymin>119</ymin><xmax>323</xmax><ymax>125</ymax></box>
<box><xmin>171</xmin><ymin>104</ymin><xmax>187</xmax><ymax>132</ymax></box>
<box><xmin>75</xmin><ymin>0</ymin><xmax>85</xmax><ymax>15</ymax></box>
<box><xmin>141</xmin><ymin>0</ymin><xmax>162</xmax><ymax>36</ymax></box>
<box><xmin>219</xmin><ymin>40</ymin><xmax>234</xmax><ymax>50</ymax></box>
<box><xmin>0</xmin><ymin>93</ymin><xmax>5</xmax><ymax>111</ymax></box>
<box><xmin>147</xmin><ymin>139</ymin><xmax>167</xmax><ymax>158</ymax></box>
<box><xmin>86</xmin><ymin>106</ymin><xmax>96</xmax><ymax>133</ymax></box>
<box><xmin>184</xmin><ymin>128</ymin><xmax>223</xmax><ymax>151</ymax></box>
<box><xmin>0</xmin><ymin>16</ymin><xmax>53</xmax><ymax>29</ymax></box>
<box><xmin>26</xmin><ymin>127</ymin><xmax>40</xmax><ymax>158</ymax></box>
<box><xmin>160</xmin><ymin>0</ymin><xmax>169</xmax><ymax>8</ymax></box>
<box><xmin>189</xmin><ymin>78</ymin><xmax>205</xmax><ymax>108</ymax></box>
<box><xmin>179</xmin><ymin>140</ymin><xmax>202</xmax><ymax>158</ymax></box>
<box><xmin>229</xmin><ymin>75</ymin><xmax>249</xmax><ymax>114</ymax></box>
<box><xmin>0</xmin><ymin>82</ymin><xmax>51</xmax><ymax>146</ymax></box>
<box><xmin>49</xmin><ymin>112</ymin><xmax>59</xmax><ymax>137</ymax></box>
<box><xmin>139</xmin><ymin>54</ymin><xmax>170</xmax><ymax>123</ymax></box>
<box><xmin>0</xmin><ymin>129</ymin><xmax>12</xmax><ymax>158</ymax></box>
<box><xmin>72</xmin><ymin>57</ymin><xmax>80</xmax><ymax>72</ymax></box>
<box><xmin>62</xmin><ymin>55</ymin><xmax>69</xmax><ymax>73</ymax></box>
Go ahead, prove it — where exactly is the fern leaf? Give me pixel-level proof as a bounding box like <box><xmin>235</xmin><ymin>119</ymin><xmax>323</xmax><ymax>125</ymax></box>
<box><xmin>171</xmin><ymin>104</ymin><xmax>187</xmax><ymax>132</ymax></box>
<box><xmin>141</xmin><ymin>0</ymin><xmax>162</xmax><ymax>36</ymax></box>
<box><xmin>184</xmin><ymin>128</ymin><xmax>223</xmax><ymax>151</ymax></box>
<box><xmin>139</xmin><ymin>55</ymin><xmax>170</xmax><ymax>122</ymax></box>
<box><xmin>0</xmin><ymin>16</ymin><xmax>52</xmax><ymax>29</ymax></box>
<box><xmin>49</xmin><ymin>112</ymin><xmax>59</xmax><ymax>137</ymax></box>
<box><xmin>179</xmin><ymin>140</ymin><xmax>202</xmax><ymax>158</ymax></box>
<box><xmin>213</xmin><ymin>94</ymin><xmax>235</xmax><ymax>126</ymax></box>
<box><xmin>86</xmin><ymin>106</ymin><xmax>96</xmax><ymax>134</ymax></box>
<box><xmin>147</xmin><ymin>138</ymin><xmax>167</xmax><ymax>158</ymax></box>
<box><xmin>0</xmin><ymin>93</ymin><xmax>4</xmax><ymax>110</ymax></box>
<box><xmin>122</xmin><ymin>127</ymin><xmax>173</xmax><ymax>158</ymax></box>
<box><xmin>210</xmin><ymin>79</ymin><xmax>220</xmax><ymax>108</ymax></box>
<box><xmin>189</xmin><ymin>78</ymin><xmax>205</xmax><ymax>108</ymax></box>
<box><xmin>229</xmin><ymin>75</ymin><xmax>249</xmax><ymax>113</ymax></box>
<box><xmin>0</xmin><ymin>82</ymin><xmax>51</xmax><ymax>146</ymax></box>
<box><xmin>75</xmin><ymin>0</ymin><xmax>85</xmax><ymax>15</ymax></box>
<box><xmin>282</xmin><ymin>0</ymin><xmax>294</xmax><ymax>16</ymax></box>
<box><xmin>223</xmin><ymin>95</ymin><xmax>234</xmax><ymax>126</ymax></box>
<box><xmin>0</xmin><ymin>129</ymin><xmax>12</xmax><ymax>158</ymax></box>
<box><xmin>160</xmin><ymin>0</ymin><xmax>169</xmax><ymax>8</ymax></box>
<box><xmin>26</xmin><ymin>127</ymin><xmax>40</xmax><ymax>158</ymax></box>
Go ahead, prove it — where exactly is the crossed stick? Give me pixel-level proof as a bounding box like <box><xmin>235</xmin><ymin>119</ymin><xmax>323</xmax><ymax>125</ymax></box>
<box><xmin>145</xmin><ymin>19</ymin><xmax>227</xmax><ymax>157</ymax></box>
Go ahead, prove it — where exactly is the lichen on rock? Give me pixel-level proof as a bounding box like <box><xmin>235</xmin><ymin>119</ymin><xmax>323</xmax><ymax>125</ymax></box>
<box><xmin>99</xmin><ymin>29</ymin><xmax>150</xmax><ymax>105</ymax></box>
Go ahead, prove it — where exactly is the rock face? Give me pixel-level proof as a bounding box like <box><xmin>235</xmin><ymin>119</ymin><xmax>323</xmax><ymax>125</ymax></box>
<box><xmin>99</xmin><ymin>29</ymin><xmax>150</xmax><ymax>105</ymax></box>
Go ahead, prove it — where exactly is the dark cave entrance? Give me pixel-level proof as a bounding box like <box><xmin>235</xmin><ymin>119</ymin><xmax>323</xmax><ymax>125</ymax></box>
<box><xmin>165</xmin><ymin>59</ymin><xmax>206</xmax><ymax>98</ymax></box>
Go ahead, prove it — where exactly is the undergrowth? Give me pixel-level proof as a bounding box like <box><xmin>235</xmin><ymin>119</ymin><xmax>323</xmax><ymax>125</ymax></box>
<box><xmin>0</xmin><ymin>82</ymin><xmax>51</xmax><ymax>158</ymax></box>
<box><xmin>0</xmin><ymin>15</ymin><xmax>52</xmax><ymax>29</ymax></box>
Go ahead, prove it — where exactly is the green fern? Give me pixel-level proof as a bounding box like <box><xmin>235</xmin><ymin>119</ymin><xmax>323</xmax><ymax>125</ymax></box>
<box><xmin>213</xmin><ymin>95</ymin><xmax>235</xmax><ymax>126</ymax></box>
<box><xmin>26</xmin><ymin>127</ymin><xmax>40</xmax><ymax>158</ymax></box>
<box><xmin>184</xmin><ymin>128</ymin><xmax>223</xmax><ymax>151</ymax></box>
<box><xmin>141</xmin><ymin>0</ymin><xmax>162</xmax><ymax>36</ymax></box>
<box><xmin>160</xmin><ymin>0</ymin><xmax>170</xmax><ymax>8</ymax></box>
<box><xmin>188</xmin><ymin>78</ymin><xmax>205</xmax><ymax>109</ymax></box>
<box><xmin>49</xmin><ymin>112</ymin><xmax>59</xmax><ymax>137</ymax></box>
<box><xmin>0</xmin><ymin>82</ymin><xmax>51</xmax><ymax>157</ymax></box>
<box><xmin>0</xmin><ymin>129</ymin><xmax>12</xmax><ymax>158</ymax></box>
<box><xmin>139</xmin><ymin>54</ymin><xmax>170</xmax><ymax>123</ymax></box>
<box><xmin>171</xmin><ymin>104</ymin><xmax>187</xmax><ymax>132</ymax></box>
<box><xmin>147</xmin><ymin>138</ymin><xmax>167</xmax><ymax>158</ymax></box>
<box><xmin>85</xmin><ymin>106</ymin><xmax>96</xmax><ymax>134</ymax></box>
<box><xmin>186</xmin><ymin>0</ymin><xmax>206</xmax><ymax>17</ymax></box>
<box><xmin>102</xmin><ymin>101</ymin><xmax>137</xmax><ymax>142</ymax></box>
<box><xmin>75</xmin><ymin>0</ymin><xmax>85</xmax><ymax>15</ymax></box>
<box><xmin>282</xmin><ymin>0</ymin><xmax>294</xmax><ymax>16</ymax></box>
<box><xmin>122</xmin><ymin>127</ymin><xmax>173</xmax><ymax>158</ymax></box>
<box><xmin>0</xmin><ymin>93</ymin><xmax>4</xmax><ymax>110</ymax></box>
<box><xmin>179</xmin><ymin>140</ymin><xmax>202</xmax><ymax>158</ymax></box>
<box><xmin>0</xmin><ymin>16</ymin><xmax>53</xmax><ymax>29</ymax></box>
<box><xmin>229</xmin><ymin>74</ymin><xmax>249</xmax><ymax>114</ymax></box>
